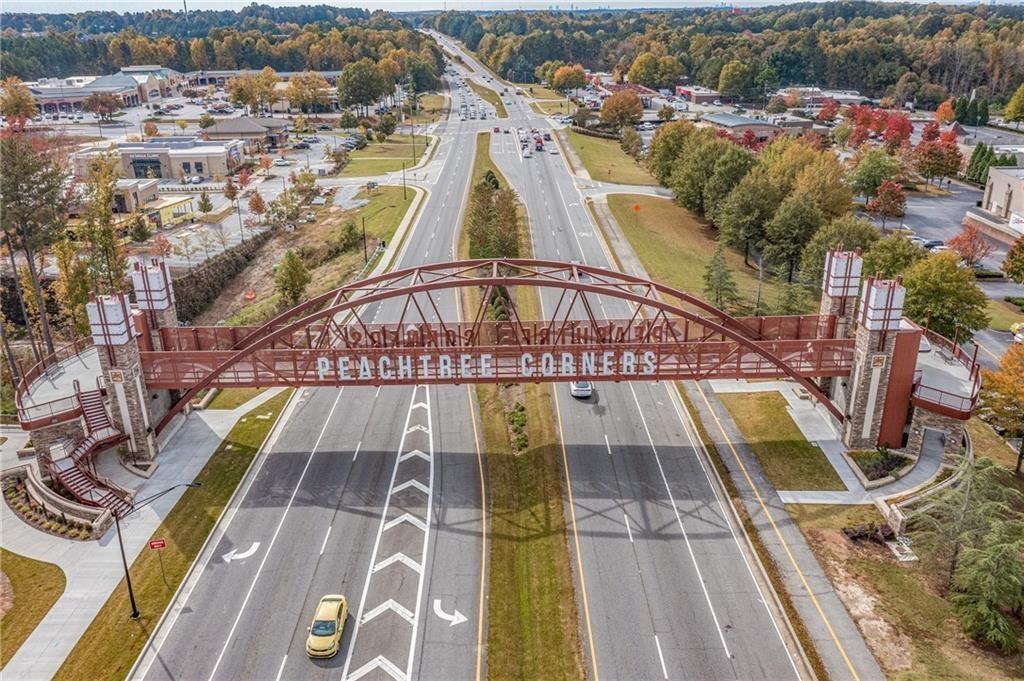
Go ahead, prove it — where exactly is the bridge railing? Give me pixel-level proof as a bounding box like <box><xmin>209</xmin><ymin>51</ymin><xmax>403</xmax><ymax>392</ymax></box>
<box><xmin>911</xmin><ymin>328</ymin><xmax>982</xmax><ymax>419</ymax></box>
<box><xmin>15</xmin><ymin>336</ymin><xmax>94</xmax><ymax>429</ymax></box>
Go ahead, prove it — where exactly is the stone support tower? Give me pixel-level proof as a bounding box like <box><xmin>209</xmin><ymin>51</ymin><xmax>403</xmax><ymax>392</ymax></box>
<box><xmin>842</xmin><ymin>277</ymin><xmax>905</xmax><ymax>451</ymax></box>
<box><xmin>819</xmin><ymin>250</ymin><xmax>862</xmax><ymax>397</ymax></box>
<box><xmin>131</xmin><ymin>258</ymin><xmax>178</xmax><ymax>351</ymax></box>
<box><xmin>87</xmin><ymin>294</ymin><xmax>159</xmax><ymax>460</ymax></box>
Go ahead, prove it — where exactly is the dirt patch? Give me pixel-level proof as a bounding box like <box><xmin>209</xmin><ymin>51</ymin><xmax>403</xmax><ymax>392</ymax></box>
<box><xmin>0</xmin><ymin>571</ymin><xmax>12</xmax><ymax>619</ymax></box>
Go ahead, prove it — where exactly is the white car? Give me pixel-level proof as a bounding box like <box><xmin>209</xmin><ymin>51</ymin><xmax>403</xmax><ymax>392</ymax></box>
<box><xmin>549</xmin><ymin>146</ymin><xmax>558</xmax><ymax>154</ymax></box>
<box><xmin>273</xmin><ymin>158</ymin><xmax>291</xmax><ymax>166</ymax></box>
<box><xmin>522</xmin><ymin>149</ymin><xmax>532</xmax><ymax>158</ymax></box>
<box><xmin>569</xmin><ymin>381</ymin><xmax>593</xmax><ymax>399</ymax></box>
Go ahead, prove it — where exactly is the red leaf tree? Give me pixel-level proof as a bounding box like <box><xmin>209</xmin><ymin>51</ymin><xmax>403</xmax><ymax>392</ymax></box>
<box><xmin>947</xmin><ymin>224</ymin><xmax>994</xmax><ymax>268</ymax></box>
<box><xmin>866</xmin><ymin>179</ymin><xmax>906</xmax><ymax>231</ymax></box>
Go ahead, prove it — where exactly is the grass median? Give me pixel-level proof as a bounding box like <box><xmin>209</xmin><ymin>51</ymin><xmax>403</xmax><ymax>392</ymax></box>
<box><xmin>0</xmin><ymin>549</ymin><xmax>66</xmax><ymax>668</ymax></box>
<box><xmin>460</xmin><ymin>131</ymin><xmax>585</xmax><ymax>680</ymax></box>
<box><xmin>340</xmin><ymin>133</ymin><xmax>427</xmax><ymax>177</ymax></box>
<box><xmin>565</xmin><ymin>130</ymin><xmax>655</xmax><ymax>186</ymax></box>
<box><xmin>53</xmin><ymin>389</ymin><xmax>293</xmax><ymax>681</ymax></box>
<box><xmin>468</xmin><ymin>80</ymin><xmax>507</xmax><ymax>119</ymax></box>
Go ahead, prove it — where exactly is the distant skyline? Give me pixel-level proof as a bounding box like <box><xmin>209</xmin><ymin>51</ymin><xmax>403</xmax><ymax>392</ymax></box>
<box><xmin>0</xmin><ymin>0</ymin><xmax>994</xmax><ymax>14</ymax></box>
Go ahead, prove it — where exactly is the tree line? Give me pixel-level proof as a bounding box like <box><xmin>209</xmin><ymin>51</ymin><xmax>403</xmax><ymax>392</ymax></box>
<box><xmin>2</xmin><ymin>20</ymin><xmax>442</xmax><ymax>81</ymax></box>
<box><xmin>433</xmin><ymin>3</ymin><xmax>1024</xmax><ymax>104</ymax></box>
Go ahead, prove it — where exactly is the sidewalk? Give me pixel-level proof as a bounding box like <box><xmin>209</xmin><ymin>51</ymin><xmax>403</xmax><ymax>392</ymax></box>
<box><xmin>0</xmin><ymin>388</ymin><xmax>283</xmax><ymax>681</ymax></box>
<box><xmin>708</xmin><ymin>379</ymin><xmax>947</xmax><ymax>505</ymax></box>
<box><xmin>589</xmin><ymin>191</ymin><xmax>885</xmax><ymax>681</ymax></box>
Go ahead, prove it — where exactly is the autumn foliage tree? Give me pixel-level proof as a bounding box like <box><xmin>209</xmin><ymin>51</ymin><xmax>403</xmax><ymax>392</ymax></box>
<box><xmin>935</xmin><ymin>98</ymin><xmax>956</xmax><ymax>124</ymax></box>
<box><xmin>1002</xmin><ymin>237</ymin><xmax>1024</xmax><ymax>283</ymax></box>
<box><xmin>600</xmin><ymin>90</ymin><xmax>643</xmax><ymax>129</ymax></box>
<box><xmin>817</xmin><ymin>98</ymin><xmax>838</xmax><ymax>122</ymax></box>
<box><xmin>947</xmin><ymin>224</ymin><xmax>994</xmax><ymax>268</ymax></box>
<box><xmin>866</xmin><ymin>180</ymin><xmax>906</xmax><ymax>231</ymax></box>
<box><xmin>981</xmin><ymin>343</ymin><xmax>1024</xmax><ymax>476</ymax></box>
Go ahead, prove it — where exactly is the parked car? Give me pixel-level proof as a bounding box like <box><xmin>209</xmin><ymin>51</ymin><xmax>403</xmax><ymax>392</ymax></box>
<box><xmin>273</xmin><ymin>158</ymin><xmax>291</xmax><ymax>166</ymax></box>
<box><xmin>293</xmin><ymin>142</ymin><xmax>310</xmax><ymax>150</ymax></box>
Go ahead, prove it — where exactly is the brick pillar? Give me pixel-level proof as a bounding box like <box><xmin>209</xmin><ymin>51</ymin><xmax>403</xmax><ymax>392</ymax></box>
<box><xmin>819</xmin><ymin>250</ymin><xmax>862</xmax><ymax>397</ymax></box>
<box><xmin>31</xmin><ymin>419</ymin><xmax>86</xmax><ymax>477</ymax></box>
<box><xmin>842</xmin><ymin>277</ymin><xmax>904</xmax><ymax>451</ymax></box>
<box><xmin>88</xmin><ymin>294</ymin><xmax>159</xmax><ymax>461</ymax></box>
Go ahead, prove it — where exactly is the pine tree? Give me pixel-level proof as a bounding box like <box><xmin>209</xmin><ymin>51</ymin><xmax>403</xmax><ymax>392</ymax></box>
<box><xmin>977</xmin><ymin>100</ymin><xmax>989</xmax><ymax>125</ymax></box>
<box><xmin>702</xmin><ymin>243</ymin><xmax>739</xmax><ymax>311</ymax></box>
<box><xmin>275</xmin><ymin>250</ymin><xmax>311</xmax><ymax>308</ymax></box>
<box><xmin>966</xmin><ymin>143</ymin><xmax>985</xmax><ymax>181</ymax></box>
<box><xmin>953</xmin><ymin>97</ymin><xmax>968</xmax><ymax>123</ymax></box>
<box><xmin>774</xmin><ymin>281</ymin><xmax>810</xmax><ymax>315</ymax></box>
<box><xmin>965</xmin><ymin>99</ymin><xmax>979</xmax><ymax>126</ymax></box>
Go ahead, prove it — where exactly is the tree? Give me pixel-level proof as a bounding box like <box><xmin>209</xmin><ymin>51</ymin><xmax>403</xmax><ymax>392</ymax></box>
<box><xmin>552</xmin><ymin>64</ymin><xmax>585</xmax><ymax>94</ymax></box>
<box><xmin>151</xmin><ymin>232</ymin><xmax>172</xmax><ymax>258</ymax></box>
<box><xmin>628</xmin><ymin>53</ymin><xmax>661</xmax><ymax>88</ymax></box>
<box><xmin>717</xmin><ymin>60</ymin><xmax>754</xmax><ymax>99</ymax></box>
<box><xmin>1004</xmin><ymin>84</ymin><xmax>1024</xmax><ymax>129</ymax></box>
<box><xmin>143</xmin><ymin>121</ymin><xmax>158</xmax><ymax>137</ymax></box>
<box><xmin>774</xmin><ymin>282</ymin><xmax>811</xmax><ymax>315</ymax></box>
<box><xmin>935</xmin><ymin>98</ymin><xmax>956</xmax><ymax>125</ymax></box>
<box><xmin>1002</xmin><ymin>237</ymin><xmax>1024</xmax><ymax>283</ymax></box>
<box><xmin>375</xmin><ymin>113</ymin><xmax>397</xmax><ymax>142</ymax></box>
<box><xmin>237</xmin><ymin>168</ymin><xmax>251</xmax><ymax>189</ymax></box>
<box><xmin>833</xmin><ymin>121</ymin><xmax>853</xmax><ymax>147</ymax></box>
<box><xmin>982</xmin><ymin>343</ymin><xmax>1024</xmax><ymax>477</ymax></box>
<box><xmin>259</xmin><ymin>155</ymin><xmax>272</xmax><ymax>175</ymax></box>
<box><xmin>717</xmin><ymin>166</ymin><xmax>783</xmax><ymax>266</ymax></box>
<box><xmin>817</xmin><ymin>98</ymin><xmax>838</xmax><ymax>122</ymax></box>
<box><xmin>792</xmin><ymin>152</ymin><xmax>853</xmax><ymax>219</ymax></box>
<box><xmin>572</xmin><ymin>106</ymin><xmax>594</xmax><ymax>129</ymax></box>
<box><xmin>947</xmin><ymin>224</ymin><xmax>994</xmax><ymax>269</ymax></box>
<box><xmin>762</xmin><ymin>192</ymin><xmax>824</xmax><ymax>281</ymax></box>
<box><xmin>52</xmin><ymin>239</ymin><xmax>90</xmax><ymax>336</ymax></box>
<box><xmin>850</xmin><ymin>148</ymin><xmax>901</xmax><ymax>198</ymax></box>
<box><xmin>339</xmin><ymin>110</ymin><xmax>358</xmax><ymax>129</ymax></box>
<box><xmin>921</xmin><ymin>121</ymin><xmax>940</xmax><ymax>142</ymax></box>
<box><xmin>285</xmin><ymin>71</ymin><xmax>330</xmax><ymax>113</ymax></box>
<box><xmin>799</xmin><ymin>215</ymin><xmax>880</xmax><ymax>282</ymax></box>
<box><xmin>600</xmin><ymin>90</ymin><xmax>643</xmax><ymax>128</ymax></box>
<box><xmin>276</xmin><ymin>250</ymin><xmax>311</xmax><ymax>307</ymax></box>
<box><xmin>0</xmin><ymin>76</ymin><xmax>37</xmax><ymax>128</ymax></box>
<box><xmin>128</xmin><ymin>212</ymin><xmax>151</xmax><ymax>243</ymax></box>
<box><xmin>337</xmin><ymin>58</ymin><xmax>385</xmax><ymax>116</ymax></box>
<box><xmin>766</xmin><ymin>97</ymin><xmax>788</xmax><ymax>115</ymax></box>
<box><xmin>197</xmin><ymin>190</ymin><xmax>213</xmax><ymax>221</ymax></box>
<box><xmin>198</xmin><ymin>113</ymin><xmax>215</xmax><ymax>129</ymax></box>
<box><xmin>950</xmin><ymin>517</ymin><xmax>1024</xmax><ymax>653</ymax></box>
<box><xmin>883</xmin><ymin>112</ymin><xmax>913</xmax><ymax>151</ymax></box>
<box><xmin>620</xmin><ymin>128</ymin><xmax>643</xmax><ymax>160</ymax></box>
<box><xmin>646</xmin><ymin>120</ymin><xmax>695</xmax><ymax>184</ymax></box>
<box><xmin>865</xmin><ymin>180</ymin><xmax>906</xmax><ymax>231</ymax></box>
<box><xmin>668</xmin><ymin>133</ymin><xmax>728</xmax><ymax>215</ymax></box>
<box><xmin>248</xmin><ymin>191</ymin><xmax>266</xmax><ymax>222</ymax></box>
<box><xmin>861</xmin><ymin>234</ymin><xmax>924</xmax><ymax>279</ymax></box>
<box><xmin>658</xmin><ymin>104</ymin><xmax>675</xmax><ymax>122</ymax></box>
<box><xmin>82</xmin><ymin>91</ymin><xmax>122</xmax><ymax>121</ymax></box>
<box><xmin>81</xmin><ymin>152</ymin><xmax>128</xmax><ymax>294</ymax></box>
<box><xmin>702</xmin><ymin>243</ymin><xmax>739</xmax><ymax>311</ymax></box>
<box><xmin>1</xmin><ymin>135</ymin><xmax>69</xmax><ymax>354</ymax></box>
<box><xmin>703</xmin><ymin>144</ymin><xmax>755</xmax><ymax>221</ymax></box>
<box><xmin>175</xmin><ymin>119</ymin><xmax>188</xmax><ymax>134</ymax></box>
<box><xmin>902</xmin><ymin>251</ymin><xmax>989</xmax><ymax>340</ymax></box>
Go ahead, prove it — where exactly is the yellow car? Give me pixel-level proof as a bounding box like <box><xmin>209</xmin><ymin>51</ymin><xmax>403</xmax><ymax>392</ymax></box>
<box><xmin>305</xmin><ymin>595</ymin><xmax>348</xmax><ymax>658</ymax></box>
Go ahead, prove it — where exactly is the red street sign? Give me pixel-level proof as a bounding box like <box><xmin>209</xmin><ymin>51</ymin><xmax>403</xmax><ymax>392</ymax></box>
<box><xmin>149</xmin><ymin>539</ymin><xmax>167</xmax><ymax>550</ymax></box>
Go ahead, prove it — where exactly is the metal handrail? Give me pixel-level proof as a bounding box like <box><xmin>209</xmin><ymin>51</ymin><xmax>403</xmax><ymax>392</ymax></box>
<box><xmin>15</xmin><ymin>336</ymin><xmax>94</xmax><ymax>424</ymax></box>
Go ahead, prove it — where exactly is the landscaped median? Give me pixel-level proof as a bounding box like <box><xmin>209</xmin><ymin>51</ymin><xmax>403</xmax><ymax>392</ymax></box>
<box><xmin>52</xmin><ymin>389</ymin><xmax>293</xmax><ymax>681</ymax></box>
<box><xmin>1</xmin><ymin>548</ymin><xmax>66</xmax><ymax>668</ymax></box>
<box><xmin>459</xmin><ymin>132</ymin><xmax>585</xmax><ymax>680</ymax></box>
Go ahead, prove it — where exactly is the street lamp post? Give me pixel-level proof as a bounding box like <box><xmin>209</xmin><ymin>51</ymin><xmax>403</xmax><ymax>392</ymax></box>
<box><xmin>114</xmin><ymin>482</ymin><xmax>202</xmax><ymax>620</ymax></box>
<box><xmin>402</xmin><ymin>161</ymin><xmax>407</xmax><ymax>200</ymax></box>
<box><xmin>362</xmin><ymin>216</ymin><xmax>368</xmax><ymax>264</ymax></box>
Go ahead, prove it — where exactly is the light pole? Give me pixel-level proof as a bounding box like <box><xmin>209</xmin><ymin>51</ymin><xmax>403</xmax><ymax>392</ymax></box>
<box><xmin>114</xmin><ymin>481</ymin><xmax>202</xmax><ymax>620</ymax></box>
<box><xmin>402</xmin><ymin>161</ymin><xmax>407</xmax><ymax>200</ymax></box>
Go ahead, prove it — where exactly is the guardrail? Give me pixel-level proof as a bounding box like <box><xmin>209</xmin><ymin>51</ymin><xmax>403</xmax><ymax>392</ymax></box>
<box><xmin>912</xmin><ymin>328</ymin><xmax>982</xmax><ymax>419</ymax></box>
<box><xmin>15</xmin><ymin>336</ymin><xmax>94</xmax><ymax>429</ymax></box>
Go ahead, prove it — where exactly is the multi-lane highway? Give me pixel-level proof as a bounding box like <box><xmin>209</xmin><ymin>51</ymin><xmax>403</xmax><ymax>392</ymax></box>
<box><xmin>134</xmin><ymin>32</ymin><xmax>806</xmax><ymax>681</ymax></box>
<box><xmin>437</xmin><ymin>34</ymin><xmax>804</xmax><ymax>681</ymax></box>
<box><xmin>134</xmin><ymin>68</ymin><xmax>493</xmax><ymax>681</ymax></box>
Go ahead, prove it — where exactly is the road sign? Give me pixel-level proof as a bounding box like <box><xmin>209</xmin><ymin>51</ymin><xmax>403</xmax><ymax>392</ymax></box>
<box><xmin>149</xmin><ymin>538</ymin><xmax>167</xmax><ymax>550</ymax></box>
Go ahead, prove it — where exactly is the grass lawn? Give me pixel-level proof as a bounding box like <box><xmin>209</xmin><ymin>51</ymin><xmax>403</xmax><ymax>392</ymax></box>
<box><xmin>986</xmin><ymin>298</ymin><xmax>1024</xmax><ymax>332</ymax></box>
<box><xmin>608</xmin><ymin>194</ymin><xmax>783</xmax><ymax>307</ymax></box>
<box><xmin>406</xmin><ymin>93</ymin><xmax>446</xmax><ymax>125</ymax></box>
<box><xmin>205</xmin><ymin>387</ymin><xmax>264</xmax><ymax>410</ymax></box>
<box><xmin>718</xmin><ymin>392</ymin><xmax>846</xmax><ymax>491</ymax></box>
<box><xmin>516</xmin><ymin>83</ymin><xmax>563</xmax><ymax>100</ymax></box>
<box><xmin>531</xmin><ymin>100</ymin><xmax>572</xmax><ymax>117</ymax></box>
<box><xmin>340</xmin><ymin>133</ymin><xmax>426</xmax><ymax>177</ymax></box>
<box><xmin>54</xmin><ymin>390</ymin><xmax>293</xmax><ymax>681</ymax></box>
<box><xmin>467</xmin><ymin>80</ymin><xmax>507</xmax><ymax>119</ymax></box>
<box><xmin>967</xmin><ymin>417</ymin><xmax>1022</xmax><ymax>481</ymax></box>
<box><xmin>224</xmin><ymin>186</ymin><xmax>412</xmax><ymax>326</ymax></box>
<box><xmin>1</xmin><ymin>549</ymin><xmax>66</xmax><ymax>667</ymax></box>
<box><xmin>786</xmin><ymin>502</ymin><xmax>1023</xmax><ymax>680</ymax></box>
<box><xmin>565</xmin><ymin>130</ymin><xmax>654</xmax><ymax>186</ymax></box>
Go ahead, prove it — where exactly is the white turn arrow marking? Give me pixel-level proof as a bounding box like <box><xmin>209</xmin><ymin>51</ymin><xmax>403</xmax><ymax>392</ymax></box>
<box><xmin>432</xmin><ymin>599</ymin><xmax>467</xmax><ymax>627</ymax></box>
<box><xmin>221</xmin><ymin>541</ymin><xmax>260</xmax><ymax>563</ymax></box>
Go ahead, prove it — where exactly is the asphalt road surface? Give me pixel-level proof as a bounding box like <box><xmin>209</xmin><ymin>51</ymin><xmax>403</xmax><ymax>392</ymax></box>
<box><xmin>135</xmin><ymin>72</ymin><xmax>491</xmax><ymax>681</ymax></box>
<box><xmin>438</xmin><ymin>35</ymin><xmax>803</xmax><ymax>681</ymax></box>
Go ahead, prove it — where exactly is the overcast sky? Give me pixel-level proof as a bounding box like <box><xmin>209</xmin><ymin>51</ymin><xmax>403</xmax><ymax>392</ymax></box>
<box><xmin>1</xmin><ymin>0</ymin><xmax>978</xmax><ymax>14</ymax></box>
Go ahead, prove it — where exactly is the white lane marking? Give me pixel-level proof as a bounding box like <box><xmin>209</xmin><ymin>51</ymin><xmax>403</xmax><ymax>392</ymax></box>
<box><xmin>274</xmin><ymin>655</ymin><xmax>287</xmax><ymax>681</ymax></box>
<box><xmin>353</xmin><ymin>440</ymin><xmax>362</xmax><ymax>461</ymax></box>
<box><xmin>627</xmin><ymin>382</ymin><xmax>732</xmax><ymax>659</ymax></box>
<box><xmin>373</xmin><ymin>551</ymin><xmax>422</xmax><ymax>574</ymax></box>
<box><xmin>623</xmin><ymin>512</ymin><xmax>634</xmax><ymax>543</ymax></box>
<box><xmin>383</xmin><ymin>512</ymin><xmax>427</xmax><ymax>532</ymax></box>
<box><xmin>604</xmin><ymin>433</ymin><xmax>612</xmax><ymax>455</ymax></box>
<box><xmin>341</xmin><ymin>386</ymin><xmax>435</xmax><ymax>681</ymax></box>
<box><xmin>220</xmin><ymin>541</ymin><xmax>260</xmax><ymax>563</ymax></box>
<box><xmin>320</xmin><ymin>525</ymin><xmax>332</xmax><ymax>556</ymax></box>
<box><xmin>662</xmin><ymin>382</ymin><xmax>800</xmax><ymax>678</ymax></box>
<box><xmin>654</xmin><ymin>635</ymin><xmax>668</xmax><ymax>680</ymax></box>
<box><xmin>206</xmin><ymin>387</ymin><xmax>346</xmax><ymax>681</ymax></box>
<box><xmin>362</xmin><ymin>598</ymin><xmax>416</xmax><ymax>625</ymax></box>
<box><xmin>432</xmin><ymin>599</ymin><xmax>468</xmax><ymax>627</ymax></box>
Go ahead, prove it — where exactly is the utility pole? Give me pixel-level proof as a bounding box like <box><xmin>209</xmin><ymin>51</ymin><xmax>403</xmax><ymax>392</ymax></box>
<box><xmin>362</xmin><ymin>216</ymin><xmax>368</xmax><ymax>263</ymax></box>
<box><xmin>402</xmin><ymin>161</ymin><xmax>407</xmax><ymax>200</ymax></box>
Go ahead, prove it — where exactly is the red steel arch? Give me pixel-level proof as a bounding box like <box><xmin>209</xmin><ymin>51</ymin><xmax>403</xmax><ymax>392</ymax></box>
<box><xmin>154</xmin><ymin>259</ymin><xmax>846</xmax><ymax>431</ymax></box>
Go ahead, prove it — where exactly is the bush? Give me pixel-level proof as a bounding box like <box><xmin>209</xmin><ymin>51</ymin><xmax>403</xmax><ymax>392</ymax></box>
<box><xmin>850</xmin><ymin>447</ymin><xmax>911</xmax><ymax>480</ymax></box>
<box><xmin>1005</xmin><ymin>296</ymin><xmax>1024</xmax><ymax>313</ymax></box>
